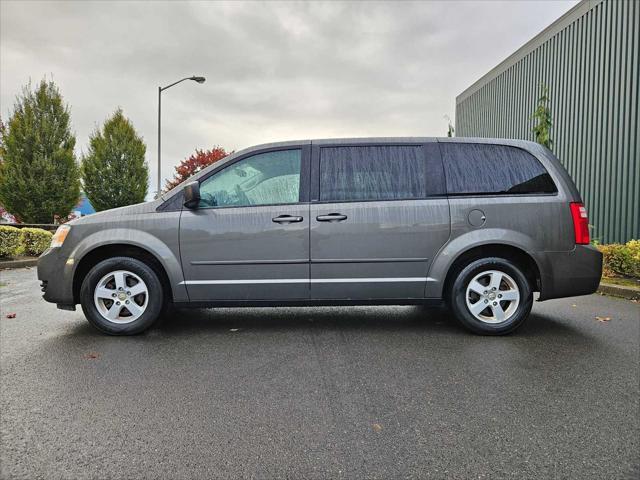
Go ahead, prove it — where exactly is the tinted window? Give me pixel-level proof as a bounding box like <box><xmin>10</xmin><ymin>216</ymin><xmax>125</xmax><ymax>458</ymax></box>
<box><xmin>319</xmin><ymin>146</ymin><xmax>426</xmax><ymax>202</ymax></box>
<box><xmin>199</xmin><ymin>149</ymin><xmax>301</xmax><ymax>208</ymax></box>
<box><xmin>441</xmin><ymin>143</ymin><xmax>557</xmax><ymax>195</ymax></box>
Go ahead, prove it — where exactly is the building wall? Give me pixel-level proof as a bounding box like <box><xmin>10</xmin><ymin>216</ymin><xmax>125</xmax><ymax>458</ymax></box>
<box><xmin>456</xmin><ymin>0</ymin><xmax>639</xmax><ymax>243</ymax></box>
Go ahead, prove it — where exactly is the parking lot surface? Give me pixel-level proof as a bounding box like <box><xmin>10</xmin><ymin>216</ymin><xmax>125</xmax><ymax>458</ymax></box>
<box><xmin>1</xmin><ymin>267</ymin><xmax>638</xmax><ymax>479</ymax></box>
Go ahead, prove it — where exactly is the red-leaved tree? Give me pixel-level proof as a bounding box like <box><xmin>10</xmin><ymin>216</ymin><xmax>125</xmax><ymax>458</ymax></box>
<box><xmin>164</xmin><ymin>147</ymin><xmax>231</xmax><ymax>192</ymax></box>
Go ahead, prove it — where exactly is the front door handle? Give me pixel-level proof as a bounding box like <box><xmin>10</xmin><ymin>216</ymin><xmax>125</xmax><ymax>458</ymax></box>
<box><xmin>272</xmin><ymin>214</ymin><xmax>303</xmax><ymax>224</ymax></box>
<box><xmin>316</xmin><ymin>213</ymin><xmax>348</xmax><ymax>222</ymax></box>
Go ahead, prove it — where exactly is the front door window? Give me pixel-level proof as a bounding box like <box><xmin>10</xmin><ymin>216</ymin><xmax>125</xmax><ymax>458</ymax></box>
<box><xmin>199</xmin><ymin>149</ymin><xmax>302</xmax><ymax>208</ymax></box>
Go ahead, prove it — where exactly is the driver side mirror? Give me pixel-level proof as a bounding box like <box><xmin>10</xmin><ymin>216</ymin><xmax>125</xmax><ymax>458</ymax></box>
<box><xmin>183</xmin><ymin>181</ymin><xmax>201</xmax><ymax>209</ymax></box>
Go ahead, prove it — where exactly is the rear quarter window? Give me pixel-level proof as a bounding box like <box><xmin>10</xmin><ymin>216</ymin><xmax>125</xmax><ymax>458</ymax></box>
<box><xmin>440</xmin><ymin>143</ymin><xmax>557</xmax><ymax>195</ymax></box>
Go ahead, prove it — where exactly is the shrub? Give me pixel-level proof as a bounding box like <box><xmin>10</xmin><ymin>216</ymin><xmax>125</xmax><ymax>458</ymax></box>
<box><xmin>598</xmin><ymin>240</ymin><xmax>640</xmax><ymax>278</ymax></box>
<box><xmin>0</xmin><ymin>226</ymin><xmax>22</xmax><ymax>257</ymax></box>
<box><xmin>20</xmin><ymin>228</ymin><xmax>53</xmax><ymax>256</ymax></box>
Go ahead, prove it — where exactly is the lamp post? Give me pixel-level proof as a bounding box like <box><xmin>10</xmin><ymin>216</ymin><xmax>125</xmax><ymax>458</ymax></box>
<box><xmin>157</xmin><ymin>75</ymin><xmax>206</xmax><ymax>198</ymax></box>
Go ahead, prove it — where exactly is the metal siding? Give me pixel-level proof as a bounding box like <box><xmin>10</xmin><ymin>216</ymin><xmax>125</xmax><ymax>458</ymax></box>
<box><xmin>456</xmin><ymin>0</ymin><xmax>639</xmax><ymax>243</ymax></box>
<box><xmin>632</xmin><ymin>0</ymin><xmax>640</xmax><ymax>239</ymax></box>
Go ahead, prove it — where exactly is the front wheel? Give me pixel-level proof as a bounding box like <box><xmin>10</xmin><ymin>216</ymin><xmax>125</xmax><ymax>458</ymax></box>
<box><xmin>448</xmin><ymin>257</ymin><xmax>533</xmax><ymax>335</ymax></box>
<box><xmin>80</xmin><ymin>256</ymin><xmax>164</xmax><ymax>335</ymax></box>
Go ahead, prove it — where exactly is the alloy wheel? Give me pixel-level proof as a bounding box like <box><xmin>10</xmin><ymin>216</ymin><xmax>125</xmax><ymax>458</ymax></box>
<box><xmin>93</xmin><ymin>270</ymin><xmax>149</xmax><ymax>324</ymax></box>
<box><xmin>465</xmin><ymin>269</ymin><xmax>520</xmax><ymax>324</ymax></box>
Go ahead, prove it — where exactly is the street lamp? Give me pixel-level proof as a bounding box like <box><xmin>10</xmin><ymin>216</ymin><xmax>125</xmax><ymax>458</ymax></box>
<box><xmin>156</xmin><ymin>75</ymin><xmax>206</xmax><ymax>198</ymax></box>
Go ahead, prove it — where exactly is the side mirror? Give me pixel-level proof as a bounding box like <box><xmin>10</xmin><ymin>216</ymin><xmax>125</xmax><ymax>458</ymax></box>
<box><xmin>183</xmin><ymin>181</ymin><xmax>201</xmax><ymax>209</ymax></box>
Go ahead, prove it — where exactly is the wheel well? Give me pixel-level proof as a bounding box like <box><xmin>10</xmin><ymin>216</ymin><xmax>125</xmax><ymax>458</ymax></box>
<box><xmin>443</xmin><ymin>244</ymin><xmax>541</xmax><ymax>297</ymax></box>
<box><xmin>73</xmin><ymin>244</ymin><xmax>172</xmax><ymax>304</ymax></box>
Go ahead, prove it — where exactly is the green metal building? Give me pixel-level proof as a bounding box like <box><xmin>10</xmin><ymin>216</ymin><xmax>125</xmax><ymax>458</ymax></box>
<box><xmin>456</xmin><ymin>0</ymin><xmax>638</xmax><ymax>243</ymax></box>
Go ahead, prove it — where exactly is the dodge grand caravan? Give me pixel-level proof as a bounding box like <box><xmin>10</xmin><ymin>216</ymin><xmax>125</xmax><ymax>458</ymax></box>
<box><xmin>38</xmin><ymin>137</ymin><xmax>602</xmax><ymax>335</ymax></box>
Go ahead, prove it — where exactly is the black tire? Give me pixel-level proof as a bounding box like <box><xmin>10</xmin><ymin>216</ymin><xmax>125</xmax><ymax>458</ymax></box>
<box><xmin>447</xmin><ymin>257</ymin><xmax>533</xmax><ymax>335</ymax></box>
<box><xmin>80</xmin><ymin>256</ymin><xmax>164</xmax><ymax>335</ymax></box>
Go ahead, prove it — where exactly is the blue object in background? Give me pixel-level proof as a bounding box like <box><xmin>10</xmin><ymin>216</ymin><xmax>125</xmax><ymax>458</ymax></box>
<box><xmin>75</xmin><ymin>192</ymin><xmax>96</xmax><ymax>216</ymax></box>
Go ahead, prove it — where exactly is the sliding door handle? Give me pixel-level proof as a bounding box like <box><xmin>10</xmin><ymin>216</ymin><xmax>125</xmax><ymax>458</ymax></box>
<box><xmin>316</xmin><ymin>213</ymin><xmax>347</xmax><ymax>222</ymax></box>
<box><xmin>272</xmin><ymin>215</ymin><xmax>303</xmax><ymax>224</ymax></box>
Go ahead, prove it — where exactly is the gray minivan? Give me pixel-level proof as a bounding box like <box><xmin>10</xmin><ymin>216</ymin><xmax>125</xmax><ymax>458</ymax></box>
<box><xmin>38</xmin><ymin>137</ymin><xmax>602</xmax><ymax>335</ymax></box>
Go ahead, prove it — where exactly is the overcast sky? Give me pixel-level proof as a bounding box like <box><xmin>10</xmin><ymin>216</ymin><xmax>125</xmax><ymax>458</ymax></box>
<box><xmin>1</xmin><ymin>0</ymin><xmax>578</xmax><ymax>196</ymax></box>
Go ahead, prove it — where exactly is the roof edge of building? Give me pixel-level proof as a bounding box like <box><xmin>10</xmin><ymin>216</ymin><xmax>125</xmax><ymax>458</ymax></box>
<box><xmin>456</xmin><ymin>0</ymin><xmax>603</xmax><ymax>104</ymax></box>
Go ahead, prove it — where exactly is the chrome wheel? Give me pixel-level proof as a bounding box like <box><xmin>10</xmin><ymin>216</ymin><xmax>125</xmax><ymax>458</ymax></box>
<box><xmin>93</xmin><ymin>270</ymin><xmax>149</xmax><ymax>324</ymax></box>
<box><xmin>465</xmin><ymin>270</ymin><xmax>520</xmax><ymax>324</ymax></box>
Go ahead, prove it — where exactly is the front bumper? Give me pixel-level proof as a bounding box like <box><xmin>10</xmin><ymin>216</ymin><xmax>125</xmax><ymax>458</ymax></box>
<box><xmin>37</xmin><ymin>247</ymin><xmax>76</xmax><ymax>308</ymax></box>
<box><xmin>536</xmin><ymin>244</ymin><xmax>603</xmax><ymax>301</ymax></box>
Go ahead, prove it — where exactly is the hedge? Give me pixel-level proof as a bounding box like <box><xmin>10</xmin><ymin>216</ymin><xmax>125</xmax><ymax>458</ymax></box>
<box><xmin>0</xmin><ymin>226</ymin><xmax>53</xmax><ymax>258</ymax></box>
<box><xmin>20</xmin><ymin>228</ymin><xmax>53</xmax><ymax>256</ymax></box>
<box><xmin>598</xmin><ymin>239</ymin><xmax>640</xmax><ymax>279</ymax></box>
<box><xmin>0</xmin><ymin>226</ymin><xmax>23</xmax><ymax>257</ymax></box>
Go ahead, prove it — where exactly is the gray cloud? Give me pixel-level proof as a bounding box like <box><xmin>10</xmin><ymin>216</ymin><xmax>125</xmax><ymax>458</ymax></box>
<box><xmin>1</xmin><ymin>0</ymin><xmax>577</xmax><ymax>196</ymax></box>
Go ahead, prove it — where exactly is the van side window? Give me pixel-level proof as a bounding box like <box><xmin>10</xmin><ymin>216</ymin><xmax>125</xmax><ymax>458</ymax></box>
<box><xmin>440</xmin><ymin>143</ymin><xmax>557</xmax><ymax>195</ymax></box>
<box><xmin>199</xmin><ymin>149</ymin><xmax>301</xmax><ymax>208</ymax></box>
<box><xmin>319</xmin><ymin>146</ymin><xmax>426</xmax><ymax>202</ymax></box>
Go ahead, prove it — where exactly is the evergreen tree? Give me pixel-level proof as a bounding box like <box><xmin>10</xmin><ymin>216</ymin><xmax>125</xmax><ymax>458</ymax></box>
<box><xmin>0</xmin><ymin>117</ymin><xmax>7</xmax><ymax>158</ymax></box>
<box><xmin>81</xmin><ymin>109</ymin><xmax>148</xmax><ymax>211</ymax></box>
<box><xmin>0</xmin><ymin>80</ymin><xmax>80</xmax><ymax>223</ymax></box>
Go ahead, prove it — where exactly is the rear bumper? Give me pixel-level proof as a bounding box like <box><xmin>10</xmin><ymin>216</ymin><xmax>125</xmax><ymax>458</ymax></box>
<box><xmin>536</xmin><ymin>244</ymin><xmax>603</xmax><ymax>301</ymax></box>
<box><xmin>37</xmin><ymin>247</ymin><xmax>75</xmax><ymax>307</ymax></box>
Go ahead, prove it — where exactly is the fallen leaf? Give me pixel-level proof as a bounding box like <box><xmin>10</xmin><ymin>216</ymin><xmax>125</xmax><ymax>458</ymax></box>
<box><xmin>595</xmin><ymin>316</ymin><xmax>612</xmax><ymax>322</ymax></box>
<box><xmin>84</xmin><ymin>352</ymin><xmax>100</xmax><ymax>359</ymax></box>
<box><xmin>229</xmin><ymin>328</ymin><xmax>240</xmax><ymax>332</ymax></box>
<box><xmin>5</xmin><ymin>313</ymin><xmax>16</xmax><ymax>319</ymax></box>
<box><xmin>372</xmin><ymin>423</ymin><xmax>383</xmax><ymax>432</ymax></box>
<box><xmin>571</xmin><ymin>304</ymin><xmax>577</xmax><ymax>308</ymax></box>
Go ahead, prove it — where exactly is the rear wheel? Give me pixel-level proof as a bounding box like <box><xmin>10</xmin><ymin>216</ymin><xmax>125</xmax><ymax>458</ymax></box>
<box><xmin>448</xmin><ymin>257</ymin><xmax>533</xmax><ymax>335</ymax></box>
<box><xmin>80</xmin><ymin>256</ymin><xmax>164</xmax><ymax>335</ymax></box>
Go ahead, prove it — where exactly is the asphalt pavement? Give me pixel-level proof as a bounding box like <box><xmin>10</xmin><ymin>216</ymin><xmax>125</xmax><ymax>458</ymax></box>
<box><xmin>1</xmin><ymin>267</ymin><xmax>638</xmax><ymax>479</ymax></box>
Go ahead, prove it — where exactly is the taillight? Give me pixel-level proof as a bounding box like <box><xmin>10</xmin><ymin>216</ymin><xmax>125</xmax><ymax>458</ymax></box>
<box><xmin>570</xmin><ymin>202</ymin><xmax>590</xmax><ymax>244</ymax></box>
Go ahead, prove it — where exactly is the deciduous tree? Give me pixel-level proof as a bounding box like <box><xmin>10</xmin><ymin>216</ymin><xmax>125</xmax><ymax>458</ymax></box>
<box><xmin>444</xmin><ymin>115</ymin><xmax>455</xmax><ymax>137</ymax></box>
<box><xmin>164</xmin><ymin>147</ymin><xmax>230</xmax><ymax>191</ymax></box>
<box><xmin>532</xmin><ymin>84</ymin><xmax>553</xmax><ymax>150</ymax></box>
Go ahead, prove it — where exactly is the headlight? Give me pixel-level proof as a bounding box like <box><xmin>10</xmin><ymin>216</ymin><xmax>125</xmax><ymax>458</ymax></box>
<box><xmin>50</xmin><ymin>225</ymin><xmax>71</xmax><ymax>248</ymax></box>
